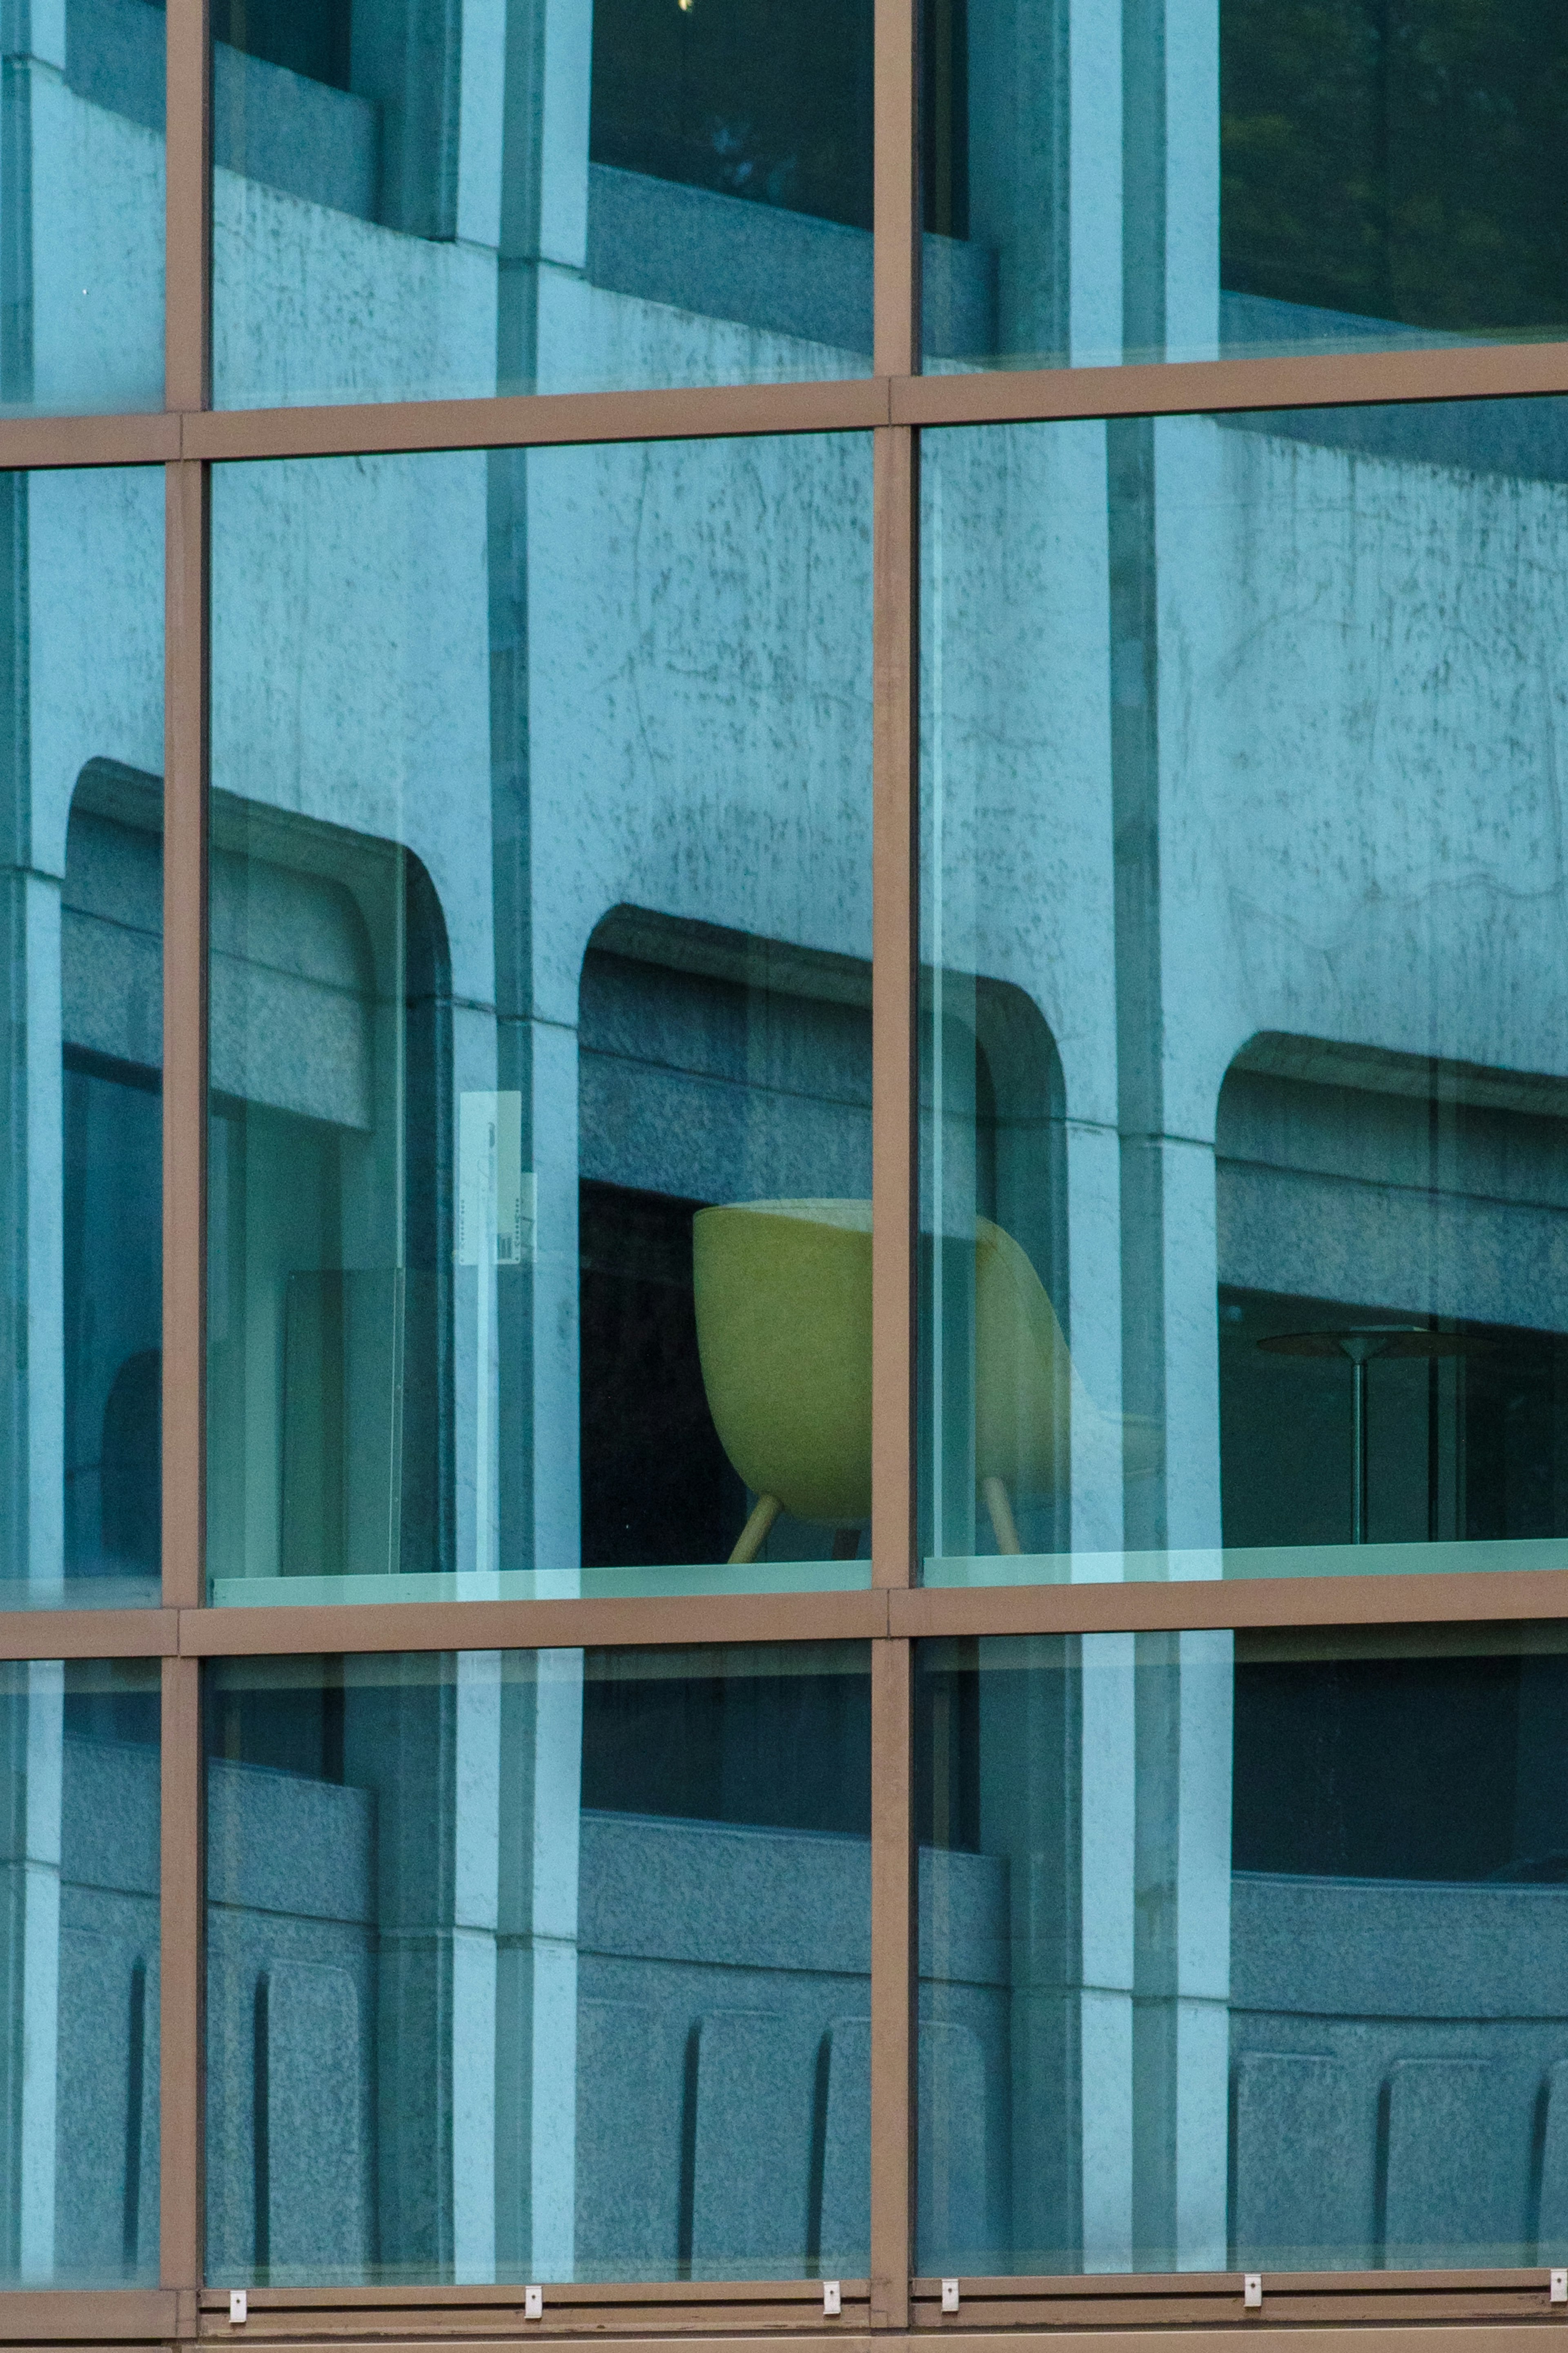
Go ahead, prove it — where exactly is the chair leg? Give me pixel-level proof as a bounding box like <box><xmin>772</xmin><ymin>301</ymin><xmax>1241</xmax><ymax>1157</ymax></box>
<box><xmin>982</xmin><ymin>1474</ymin><xmax>1022</xmax><ymax>1556</ymax></box>
<box><xmin>730</xmin><ymin>1492</ymin><xmax>782</xmax><ymax>1566</ymax></box>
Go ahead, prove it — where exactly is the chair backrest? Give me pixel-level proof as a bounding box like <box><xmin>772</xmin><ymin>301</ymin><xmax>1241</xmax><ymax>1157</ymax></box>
<box><xmin>693</xmin><ymin>1200</ymin><xmax>873</xmax><ymax>1526</ymax></box>
<box><xmin>973</xmin><ymin>1216</ymin><xmax>1072</xmax><ymax>1494</ymax></box>
<box><xmin>694</xmin><ymin>1200</ymin><xmax>1080</xmax><ymax>1528</ymax></box>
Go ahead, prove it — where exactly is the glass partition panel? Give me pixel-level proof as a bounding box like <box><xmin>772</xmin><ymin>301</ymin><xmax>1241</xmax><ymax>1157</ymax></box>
<box><xmin>204</xmin><ymin>1643</ymin><xmax>871</xmax><ymax>2284</ymax></box>
<box><xmin>0</xmin><ymin>1658</ymin><xmax>160</xmax><ymax>2283</ymax></box>
<box><xmin>917</xmin><ymin>1627</ymin><xmax>1568</xmax><ymax>2275</ymax></box>
<box><xmin>1</xmin><ymin>0</ymin><xmax>164</xmax><ymax>411</ymax></box>
<box><xmin>0</xmin><ymin>469</ymin><xmax>164</xmax><ymax>1607</ymax></box>
<box><xmin>212</xmin><ymin>0</ymin><xmax>873</xmax><ymax>408</ymax></box>
<box><xmin>924</xmin><ymin>0</ymin><xmax>1568</xmax><ymax>372</ymax></box>
<box><xmin>922</xmin><ymin>397</ymin><xmax>1568</xmax><ymax>1589</ymax></box>
<box><xmin>208</xmin><ymin>435</ymin><xmax>873</xmax><ymax>1603</ymax></box>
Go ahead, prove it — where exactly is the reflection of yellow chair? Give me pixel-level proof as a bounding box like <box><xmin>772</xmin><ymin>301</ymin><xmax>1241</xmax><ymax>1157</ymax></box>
<box><xmin>694</xmin><ymin>1201</ymin><xmax>873</xmax><ymax>1563</ymax></box>
<box><xmin>692</xmin><ymin>1199</ymin><xmax>1078</xmax><ymax>1563</ymax></box>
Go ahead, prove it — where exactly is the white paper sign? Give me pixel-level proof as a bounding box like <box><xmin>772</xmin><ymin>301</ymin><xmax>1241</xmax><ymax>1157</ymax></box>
<box><xmin>458</xmin><ymin>1091</ymin><xmax>533</xmax><ymax>1266</ymax></box>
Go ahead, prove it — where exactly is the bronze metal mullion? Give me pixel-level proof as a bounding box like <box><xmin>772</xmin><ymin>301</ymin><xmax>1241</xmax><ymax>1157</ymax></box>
<box><xmin>869</xmin><ymin>408</ymin><xmax>919</xmax><ymax>2315</ymax></box>
<box><xmin>871</xmin><ymin>428</ymin><xmax>919</xmax><ymax>1603</ymax></box>
<box><xmin>165</xmin><ymin>0</ymin><xmax>212</xmax><ymax>414</ymax></box>
<box><xmin>874</xmin><ymin>0</ymin><xmax>920</xmax><ymax>379</ymax></box>
<box><xmin>159</xmin><ymin>452</ymin><xmax>208</xmax><ymax>2298</ymax></box>
<box><xmin>163</xmin><ymin>458</ymin><xmax>209</xmax><ymax>1619</ymax></box>
<box><xmin>0</xmin><ymin>1556</ymin><xmax>1560</xmax><ymax>1665</ymax></box>
<box><xmin>10</xmin><ymin>336</ymin><xmax>1568</xmax><ymax>475</ymax></box>
<box><xmin>0</xmin><ymin>2284</ymin><xmax>177</xmax><ymax>2332</ymax></box>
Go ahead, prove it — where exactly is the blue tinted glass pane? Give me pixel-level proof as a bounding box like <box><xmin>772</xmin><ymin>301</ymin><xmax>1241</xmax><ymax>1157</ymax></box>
<box><xmin>16</xmin><ymin>0</ymin><xmax>165</xmax><ymax>411</ymax></box>
<box><xmin>2</xmin><ymin>469</ymin><xmax>163</xmax><ymax>1606</ymax></box>
<box><xmin>212</xmin><ymin>0</ymin><xmax>873</xmax><ymax>408</ymax></box>
<box><xmin>918</xmin><ymin>1628</ymin><xmax>1568</xmax><ymax>2273</ymax></box>
<box><xmin>0</xmin><ymin>1658</ymin><xmax>161</xmax><ymax>2282</ymax></box>
<box><xmin>922</xmin><ymin>0</ymin><xmax>1568</xmax><ymax>371</ymax></box>
<box><xmin>920</xmin><ymin>399</ymin><xmax>1568</xmax><ymax>1589</ymax></box>
<box><xmin>204</xmin><ymin>1645</ymin><xmax>871</xmax><ymax>2283</ymax></box>
<box><xmin>207</xmin><ymin>436</ymin><xmax>872</xmax><ymax>1605</ymax></box>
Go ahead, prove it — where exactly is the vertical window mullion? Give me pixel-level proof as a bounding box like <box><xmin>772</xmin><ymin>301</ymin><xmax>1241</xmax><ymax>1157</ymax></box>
<box><xmin>165</xmin><ymin>0</ymin><xmax>212</xmax><ymax>412</ymax></box>
<box><xmin>870</xmin><ymin>406</ymin><xmax>919</xmax><ymax>2320</ymax></box>
<box><xmin>160</xmin><ymin>452</ymin><xmax>208</xmax><ymax>2290</ymax></box>
<box><xmin>875</xmin><ymin>0</ymin><xmax>920</xmax><ymax>379</ymax></box>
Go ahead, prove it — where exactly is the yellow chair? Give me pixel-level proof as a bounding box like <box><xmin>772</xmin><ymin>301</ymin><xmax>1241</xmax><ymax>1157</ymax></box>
<box><xmin>692</xmin><ymin>1198</ymin><xmax>1077</xmax><ymax>1563</ymax></box>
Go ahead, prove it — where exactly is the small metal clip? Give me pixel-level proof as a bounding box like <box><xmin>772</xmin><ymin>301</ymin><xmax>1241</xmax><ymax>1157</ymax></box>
<box><xmin>822</xmin><ymin>2282</ymin><xmax>841</xmax><ymax>2316</ymax></box>
<box><xmin>524</xmin><ymin>2286</ymin><xmax>543</xmax><ymax>2322</ymax></box>
<box><xmin>228</xmin><ymin>2292</ymin><xmax>247</xmax><ymax>2326</ymax></box>
<box><xmin>940</xmin><ymin>2280</ymin><xmax>960</xmax><ymax>2313</ymax></box>
<box><xmin>1552</xmin><ymin>2269</ymin><xmax>1567</xmax><ymax>2306</ymax></box>
<box><xmin>1243</xmin><ymin>2275</ymin><xmax>1263</xmax><ymax>2311</ymax></box>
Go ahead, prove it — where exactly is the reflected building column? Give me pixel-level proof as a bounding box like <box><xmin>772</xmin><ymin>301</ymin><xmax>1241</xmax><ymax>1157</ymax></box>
<box><xmin>965</xmin><ymin>0</ymin><xmax>1124</xmax><ymax>364</ymax></box>
<box><xmin>496</xmin><ymin>1650</ymin><xmax>582</xmax><ymax>2281</ymax></box>
<box><xmin>970</xmin><ymin>1636</ymin><xmax>1136</xmax><ymax>2271</ymax></box>
<box><xmin>496</xmin><ymin>0</ymin><xmax>593</xmax><ymax>392</ymax></box>
<box><xmin>1131</xmin><ymin>1630</ymin><xmax>1230</xmax><ymax>2271</ymax></box>
<box><xmin>1121</xmin><ymin>0</ymin><xmax>1219</xmax><ymax>360</ymax></box>
<box><xmin>0</xmin><ymin>1661</ymin><xmax>62</xmax><ymax>2280</ymax></box>
<box><xmin>485</xmin><ymin>452</ymin><xmax>583</xmax><ymax>2281</ymax></box>
<box><xmin>0</xmin><ymin>471</ymin><xmax>64</xmax><ymax>1594</ymax></box>
<box><xmin>1107</xmin><ymin>418</ymin><xmax>1231</xmax><ymax>2270</ymax></box>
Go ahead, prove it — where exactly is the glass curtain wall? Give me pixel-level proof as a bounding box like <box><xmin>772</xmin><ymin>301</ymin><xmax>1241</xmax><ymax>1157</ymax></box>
<box><xmin>0</xmin><ymin>0</ymin><xmax>165</xmax><ymax>412</ymax></box>
<box><xmin>0</xmin><ymin>467</ymin><xmax>164</xmax><ymax>1608</ymax></box>
<box><xmin>922</xmin><ymin>0</ymin><xmax>1568</xmax><ymax>370</ymax></box>
<box><xmin>204</xmin><ymin>1643</ymin><xmax>871</xmax><ymax>2284</ymax></box>
<box><xmin>916</xmin><ymin>1627</ymin><xmax>1568</xmax><ymax>2275</ymax></box>
<box><xmin>207</xmin><ymin>434</ymin><xmax>874</xmax><ymax>1603</ymax></box>
<box><xmin>211</xmin><ymin>0</ymin><xmax>874</xmax><ymax>407</ymax></box>
<box><xmin>922</xmin><ymin>397</ymin><xmax>1568</xmax><ymax>1589</ymax></box>
<box><xmin>0</xmin><ymin>1658</ymin><xmax>160</xmax><ymax>2284</ymax></box>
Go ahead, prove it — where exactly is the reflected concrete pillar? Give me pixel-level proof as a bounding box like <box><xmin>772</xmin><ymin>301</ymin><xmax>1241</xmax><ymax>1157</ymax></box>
<box><xmin>1107</xmin><ymin>415</ymin><xmax>1223</xmax><ymax>1562</ymax></box>
<box><xmin>529</xmin><ymin>1018</ymin><xmax>579</xmax><ymax>1583</ymax></box>
<box><xmin>1131</xmin><ymin>1629</ymin><xmax>1231</xmax><ymax>2271</ymax></box>
<box><xmin>19</xmin><ymin>1659</ymin><xmax>60</xmax><ymax>2280</ymax></box>
<box><xmin>452</xmin><ymin>1652</ymin><xmax>503</xmax><ymax>2282</ymax></box>
<box><xmin>452</xmin><ymin>1644</ymin><xmax>582</xmax><ymax>2285</ymax></box>
<box><xmin>0</xmin><ymin>471</ymin><xmax>64</xmax><ymax>1594</ymax></box>
<box><xmin>0</xmin><ymin>1663</ymin><xmax>63</xmax><ymax>2279</ymax></box>
<box><xmin>1063</xmin><ymin>1120</ymin><xmax>1124</xmax><ymax>1559</ymax></box>
<box><xmin>1106</xmin><ymin>408</ymin><xmax>1230</xmax><ymax>2271</ymax></box>
<box><xmin>486</xmin><ymin>444</ymin><xmax>580</xmax><ymax>1590</ymax></box>
<box><xmin>1122</xmin><ymin>0</ymin><xmax>1219</xmax><ymax>359</ymax></box>
<box><xmin>966</xmin><ymin>0</ymin><xmax>1123</xmax><ymax>365</ymax></box>
<box><xmin>978</xmin><ymin>1636</ymin><xmax>1135</xmax><ymax>2270</ymax></box>
<box><xmin>496</xmin><ymin>0</ymin><xmax>593</xmax><ymax>388</ymax></box>
<box><xmin>497</xmin><ymin>1649</ymin><xmax>581</xmax><ymax>2282</ymax></box>
<box><xmin>457</xmin><ymin>0</ymin><xmax>508</xmax><ymax>251</ymax></box>
<box><xmin>923</xmin><ymin>988</ymin><xmax>984</xmax><ymax>1566</ymax></box>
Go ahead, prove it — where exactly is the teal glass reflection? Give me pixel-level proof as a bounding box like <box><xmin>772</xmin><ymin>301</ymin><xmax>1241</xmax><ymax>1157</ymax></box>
<box><xmin>211</xmin><ymin>0</ymin><xmax>873</xmax><ymax>408</ymax></box>
<box><xmin>917</xmin><ymin>1628</ymin><xmax>1568</xmax><ymax>2273</ymax></box>
<box><xmin>207</xmin><ymin>437</ymin><xmax>873</xmax><ymax>1603</ymax></box>
<box><xmin>0</xmin><ymin>1659</ymin><xmax>160</xmax><ymax>2282</ymax></box>
<box><xmin>0</xmin><ymin>469</ymin><xmax>164</xmax><ymax>1606</ymax></box>
<box><xmin>920</xmin><ymin>399</ymin><xmax>1568</xmax><ymax>1587</ymax></box>
<box><xmin>0</xmin><ymin>2</ymin><xmax>165</xmax><ymax>412</ymax></box>
<box><xmin>204</xmin><ymin>1645</ymin><xmax>871</xmax><ymax>2283</ymax></box>
<box><xmin>921</xmin><ymin>0</ymin><xmax>1568</xmax><ymax>370</ymax></box>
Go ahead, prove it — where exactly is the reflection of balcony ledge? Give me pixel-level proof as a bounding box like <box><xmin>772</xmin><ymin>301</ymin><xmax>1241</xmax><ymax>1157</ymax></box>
<box><xmin>587</xmin><ymin>162</ymin><xmax>997</xmax><ymax>359</ymax></box>
<box><xmin>67</xmin><ymin>0</ymin><xmax>379</xmax><ymax>222</ymax></box>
